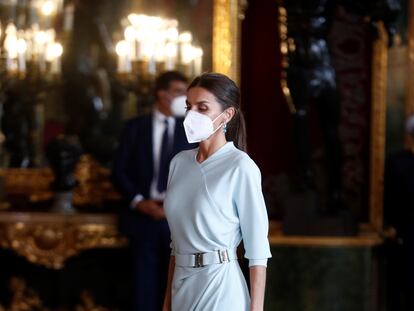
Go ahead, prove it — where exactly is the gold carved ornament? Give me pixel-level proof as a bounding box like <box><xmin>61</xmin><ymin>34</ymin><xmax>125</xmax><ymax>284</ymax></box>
<box><xmin>277</xmin><ymin>3</ymin><xmax>296</xmax><ymax>114</ymax></box>
<box><xmin>213</xmin><ymin>0</ymin><xmax>247</xmax><ymax>84</ymax></box>
<box><xmin>0</xmin><ymin>215</ymin><xmax>127</xmax><ymax>269</ymax></box>
<box><xmin>1</xmin><ymin>155</ymin><xmax>120</xmax><ymax>207</ymax></box>
<box><xmin>369</xmin><ymin>21</ymin><xmax>388</xmax><ymax>233</ymax></box>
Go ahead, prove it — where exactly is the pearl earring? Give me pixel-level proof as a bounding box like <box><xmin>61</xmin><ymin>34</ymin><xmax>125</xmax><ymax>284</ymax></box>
<box><xmin>223</xmin><ymin>123</ymin><xmax>228</xmax><ymax>134</ymax></box>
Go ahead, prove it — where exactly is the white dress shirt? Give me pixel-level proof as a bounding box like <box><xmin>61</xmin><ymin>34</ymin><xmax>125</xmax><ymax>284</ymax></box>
<box><xmin>131</xmin><ymin>110</ymin><xmax>176</xmax><ymax>208</ymax></box>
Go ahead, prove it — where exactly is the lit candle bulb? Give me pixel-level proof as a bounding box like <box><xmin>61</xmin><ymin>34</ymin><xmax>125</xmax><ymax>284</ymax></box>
<box><xmin>124</xmin><ymin>26</ymin><xmax>137</xmax><ymax>60</ymax></box>
<box><xmin>46</xmin><ymin>42</ymin><xmax>63</xmax><ymax>74</ymax></box>
<box><xmin>35</xmin><ymin>31</ymin><xmax>49</xmax><ymax>73</ymax></box>
<box><xmin>41</xmin><ymin>0</ymin><xmax>55</xmax><ymax>16</ymax></box>
<box><xmin>178</xmin><ymin>31</ymin><xmax>192</xmax><ymax>65</ymax></box>
<box><xmin>166</xmin><ymin>27</ymin><xmax>179</xmax><ymax>42</ymax></box>
<box><xmin>16</xmin><ymin>38</ymin><xmax>27</xmax><ymax>73</ymax></box>
<box><xmin>116</xmin><ymin>40</ymin><xmax>132</xmax><ymax>73</ymax></box>
<box><xmin>4</xmin><ymin>24</ymin><xmax>18</xmax><ymax>73</ymax></box>
<box><xmin>63</xmin><ymin>4</ymin><xmax>75</xmax><ymax>32</ymax></box>
<box><xmin>165</xmin><ymin>42</ymin><xmax>177</xmax><ymax>70</ymax></box>
<box><xmin>193</xmin><ymin>47</ymin><xmax>203</xmax><ymax>76</ymax></box>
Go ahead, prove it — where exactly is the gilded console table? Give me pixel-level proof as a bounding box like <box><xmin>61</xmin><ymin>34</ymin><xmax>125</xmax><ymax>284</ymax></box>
<box><xmin>0</xmin><ymin>212</ymin><xmax>127</xmax><ymax>269</ymax></box>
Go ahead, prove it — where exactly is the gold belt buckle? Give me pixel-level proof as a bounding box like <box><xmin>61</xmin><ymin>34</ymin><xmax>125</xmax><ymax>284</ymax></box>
<box><xmin>194</xmin><ymin>253</ymin><xmax>204</xmax><ymax>268</ymax></box>
<box><xmin>218</xmin><ymin>250</ymin><xmax>229</xmax><ymax>263</ymax></box>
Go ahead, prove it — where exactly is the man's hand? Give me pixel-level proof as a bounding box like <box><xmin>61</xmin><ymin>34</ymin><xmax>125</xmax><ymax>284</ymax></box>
<box><xmin>135</xmin><ymin>199</ymin><xmax>165</xmax><ymax>220</ymax></box>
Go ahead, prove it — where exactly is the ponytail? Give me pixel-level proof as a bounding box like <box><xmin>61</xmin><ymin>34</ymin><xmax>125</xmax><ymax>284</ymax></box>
<box><xmin>226</xmin><ymin>109</ymin><xmax>247</xmax><ymax>152</ymax></box>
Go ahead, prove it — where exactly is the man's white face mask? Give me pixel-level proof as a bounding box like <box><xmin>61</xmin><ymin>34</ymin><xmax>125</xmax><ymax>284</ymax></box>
<box><xmin>183</xmin><ymin>110</ymin><xmax>225</xmax><ymax>143</ymax></box>
<box><xmin>171</xmin><ymin>95</ymin><xmax>187</xmax><ymax>117</ymax></box>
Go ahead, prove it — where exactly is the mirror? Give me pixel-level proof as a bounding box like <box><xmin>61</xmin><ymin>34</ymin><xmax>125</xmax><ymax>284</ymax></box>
<box><xmin>0</xmin><ymin>0</ymin><xmax>232</xmax><ymax>168</ymax></box>
<box><xmin>270</xmin><ymin>2</ymin><xmax>393</xmax><ymax>233</ymax></box>
<box><xmin>0</xmin><ymin>0</ymin><xmax>242</xmax><ymax>207</ymax></box>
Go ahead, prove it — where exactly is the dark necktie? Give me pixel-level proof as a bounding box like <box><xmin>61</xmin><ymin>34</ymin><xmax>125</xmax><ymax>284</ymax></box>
<box><xmin>157</xmin><ymin>118</ymin><xmax>171</xmax><ymax>192</ymax></box>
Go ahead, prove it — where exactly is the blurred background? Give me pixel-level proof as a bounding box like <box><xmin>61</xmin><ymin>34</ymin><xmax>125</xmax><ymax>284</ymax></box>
<box><xmin>0</xmin><ymin>0</ymin><xmax>411</xmax><ymax>310</ymax></box>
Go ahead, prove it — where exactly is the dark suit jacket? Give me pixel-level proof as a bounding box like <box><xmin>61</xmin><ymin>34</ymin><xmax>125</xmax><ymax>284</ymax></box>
<box><xmin>112</xmin><ymin>114</ymin><xmax>195</xmax><ymax>237</ymax></box>
<box><xmin>384</xmin><ymin>149</ymin><xmax>414</xmax><ymax>241</ymax></box>
<box><xmin>384</xmin><ymin>149</ymin><xmax>414</xmax><ymax>306</ymax></box>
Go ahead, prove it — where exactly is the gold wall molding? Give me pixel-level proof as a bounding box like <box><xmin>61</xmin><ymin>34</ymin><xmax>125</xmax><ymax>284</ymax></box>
<box><xmin>369</xmin><ymin>21</ymin><xmax>388</xmax><ymax>233</ymax></box>
<box><xmin>278</xmin><ymin>4</ymin><xmax>296</xmax><ymax>114</ymax></box>
<box><xmin>269</xmin><ymin>221</ymin><xmax>382</xmax><ymax>247</ymax></box>
<box><xmin>213</xmin><ymin>0</ymin><xmax>246</xmax><ymax>84</ymax></box>
<box><xmin>269</xmin><ymin>235</ymin><xmax>382</xmax><ymax>248</ymax></box>
<box><xmin>0</xmin><ymin>212</ymin><xmax>127</xmax><ymax>269</ymax></box>
<box><xmin>0</xmin><ymin>155</ymin><xmax>120</xmax><ymax>207</ymax></box>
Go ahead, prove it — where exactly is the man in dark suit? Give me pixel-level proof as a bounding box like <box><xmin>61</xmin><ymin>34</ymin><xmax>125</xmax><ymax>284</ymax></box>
<box><xmin>383</xmin><ymin>114</ymin><xmax>414</xmax><ymax>311</ymax></box>
<box><xmin>112</xmin><ymin>71</ymin><xmax>194</xmax><ymax>311</ymax></box>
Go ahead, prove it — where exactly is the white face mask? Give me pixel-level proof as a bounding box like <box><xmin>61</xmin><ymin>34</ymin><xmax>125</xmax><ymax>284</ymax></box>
<box><xmin>171</xmin><ymin>95</ymin><xmax>187</xmax><ymax>117</ymax></box>
<box><xmin>183</xmin><ymin>110</ymin><xmax>225</xmax><ymax>143</ymax></box>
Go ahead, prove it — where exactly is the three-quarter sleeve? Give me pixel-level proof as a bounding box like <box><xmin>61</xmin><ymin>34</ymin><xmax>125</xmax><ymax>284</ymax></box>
<box><xmin>234</xmin><ymin>156</ymin><xmax>272</xmax><ymax>267</ymax></box>
<box><xmin>167</xmin><ymin>154</ymin><xmax>180</xmax><ymax>257</ymax></box>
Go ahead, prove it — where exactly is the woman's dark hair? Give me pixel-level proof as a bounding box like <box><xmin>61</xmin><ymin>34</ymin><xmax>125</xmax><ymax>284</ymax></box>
<box><xmin>188</xmin><ymin>72</ymin><xmax>247</xmax><ymax>152</ymax></box>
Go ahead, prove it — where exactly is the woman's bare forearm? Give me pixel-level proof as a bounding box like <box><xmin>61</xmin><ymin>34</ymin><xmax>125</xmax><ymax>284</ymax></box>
<box><xmin>162</xmin><ymin>256</ymin><xmax>175</xmax><ymax>311</ymax></box>
<box><xmin>249</xmin><ymin>265</ymin><xmax>267</xmax><ymax>311</ymax></box>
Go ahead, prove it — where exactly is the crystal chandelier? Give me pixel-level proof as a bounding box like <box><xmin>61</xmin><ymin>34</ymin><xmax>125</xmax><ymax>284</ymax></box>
<box><xmin>2</xmin><ymin>22</ymin><xmax>63</xmax><ymax>77</ymax></box>
<box><xmin>115</xmin><ymin>13</ymin><xmax>203</xmax><ymax>79</ymax></box>
<box><xmin>0</xmin><ymin>0</ymin><xmax>70</xmax><ymax>79</ymax></box>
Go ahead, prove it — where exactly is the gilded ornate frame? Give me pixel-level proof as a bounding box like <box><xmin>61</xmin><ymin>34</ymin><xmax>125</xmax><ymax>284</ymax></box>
<box><xmin>212</xmin><ymin>0</ymin><xmax>247</xmax><ymax>84</ymax></box>
<box><xmin>368</xmin><ymin>23</ymin><xmax>388</xmax><ymax>234</ymax></box>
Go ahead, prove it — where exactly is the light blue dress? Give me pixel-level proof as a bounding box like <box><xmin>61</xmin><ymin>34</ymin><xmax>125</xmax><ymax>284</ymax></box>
<box><xmin>164</xmin><ymin>141</ymin><xmax>272</xmax><ymax>311</ymax></box>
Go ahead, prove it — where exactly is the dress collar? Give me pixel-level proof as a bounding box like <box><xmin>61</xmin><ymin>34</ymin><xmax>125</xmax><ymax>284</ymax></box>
<box><xmin>195</xmin><ymin>141</ymin><xmax>235</xmax><ymax>165</ymax></box>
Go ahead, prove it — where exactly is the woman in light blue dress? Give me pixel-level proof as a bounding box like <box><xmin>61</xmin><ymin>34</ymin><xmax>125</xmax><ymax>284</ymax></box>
<box><xmin>163</xmin><ymin>73</ymin><xmax>271</xmax><ymax>311</ymax></box>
